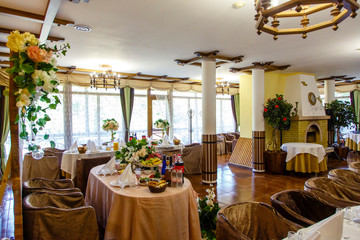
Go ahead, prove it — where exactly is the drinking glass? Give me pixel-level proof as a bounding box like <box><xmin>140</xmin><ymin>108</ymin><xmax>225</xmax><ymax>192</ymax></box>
<box><xmin>171</xmin><ymin>170</ymin><xmax>177</xmax><ymax>187</ymax></box>
<box><xmin>176</xmin><ymin>169</ymin><xmax>183</xmax><ymax>188</ymax></box>
<box><xmin>135</xmin><ymin>168</ymin><xmax>142</xmax><ymax>180</ymax></box>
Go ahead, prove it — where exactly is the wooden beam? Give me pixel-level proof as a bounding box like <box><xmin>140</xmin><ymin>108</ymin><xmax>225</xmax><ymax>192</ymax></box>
<box><xmin>0</xmin><ymin>42</ymin><xmax>6</xmax><ymax>47</ymax></box>
<box><xmin>39</xmin><ymin>0</ymin><xmax>62</xmax><ymax>43</ymax></box>
<box><xmin>0</xmin><ymin>52</ymin><xmax>10</xmax><ymax>57</ymax></box>
<box><xmin>0</xmin><ymin>6</ymin><xmax>74</xmax><ymax>26</ymax></box>
<box><xmin>0</xmin><ymin>27</ymin><xmax>64</xmax><ymax>42</ymax></box>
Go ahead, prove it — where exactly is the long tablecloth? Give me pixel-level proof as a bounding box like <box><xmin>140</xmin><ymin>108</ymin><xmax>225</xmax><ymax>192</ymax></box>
<box><xmin>285</xmin><ymin>153</ymin><xmax>327</xmax><ymax>173</ymax></box>
<box><xmin>61</xmin><ymin>150</ymin><xmax>115</xmax><ymax>179</ymax></box>
<box><xmin>85</xmin><ymin>165</ymin><xmax>202</xmax><ymax>240</ymax></box>
<box><xmin>346</xmin><ymin>138</ymin><xmax>360</xmax><ymax>151</ymax></box>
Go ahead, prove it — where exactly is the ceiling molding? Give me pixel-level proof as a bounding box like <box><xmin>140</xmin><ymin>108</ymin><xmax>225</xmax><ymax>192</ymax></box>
<box><xmin>230</xmin><ymin>61</ymin><xmax>290</xmax><ymax>74</ymax></box>
<box><xmin>0</xmin><ymin>6</ymin><xmax>74</xmax><ymax>26</ymax></box>
<box><xmin>175</xmin><ymin>50</ymin><xmax>244</xmax><ymax>67</ymax></box>
<box><xmin>0</xmin><ymin>27</ymin><xmax>65</xmax><ymax>42</ymax></box>
<box><xmin>316</xmin><ymin>75</ymin><xmax>359</xmax><ymax>87</ymax></box>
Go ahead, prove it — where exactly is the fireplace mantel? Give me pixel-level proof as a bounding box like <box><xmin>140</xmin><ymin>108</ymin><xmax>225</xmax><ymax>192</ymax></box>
<box><xmin>291</xmin><ymin>115</ymin><xmax>330</xmax><ymax>121</ymax></box>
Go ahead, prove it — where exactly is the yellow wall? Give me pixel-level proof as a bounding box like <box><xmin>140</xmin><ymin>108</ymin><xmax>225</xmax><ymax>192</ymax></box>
<box><xmin>239</xmin><ymin>72</ymin><xmax>295</xmax><ymax>146</ymax></box>
<box><xmin>239</xmin><ymin>74</ymin><xmax>252</xmax><ymax>138</ymax></box>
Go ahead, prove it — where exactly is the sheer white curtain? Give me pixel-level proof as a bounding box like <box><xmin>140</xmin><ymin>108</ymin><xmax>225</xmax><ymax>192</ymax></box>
<box><xmin>216</xmin><ymin>95</ymin><xmax>235</xmax><ymax>133</ymax></box>
<box><xmin>155</xmin><ymin>93</ymin><xmax>173</xmax><ymax>139</ymax></box>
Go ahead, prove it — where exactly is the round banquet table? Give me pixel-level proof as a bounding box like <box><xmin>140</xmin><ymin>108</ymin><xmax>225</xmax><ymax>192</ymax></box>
<box><xmin>85</xmin><ymin>165</ymin><xmax>202</xmax><ymax>240</ymax></box>
<box><xmin>60</xmin><ymin>150</ymin><xmax>115</xmax><ymax>179</ymax></box>
<box><xmin>345</xmin><ymin>132</ymin><xmax>360</xmax><ymax>151</ymax></box>
<box><xmin>281</xmin><ymin>143</ymin><xmax>327</xmax><ymax>173</ymax></box>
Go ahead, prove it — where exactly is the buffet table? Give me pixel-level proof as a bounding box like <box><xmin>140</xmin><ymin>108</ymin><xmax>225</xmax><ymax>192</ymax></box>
<box><xmin>345</xmin><ymin>132</ymin><xmax>360</xmax><ymax>151</ymax></box>
<box><xmin>281</xmin><ymin>143</ymin><xmax>327</xmax><ymax>173</ymax></box>
<box><xmin>61</xmin><ymin>150</ymin><xmax>115</xmax><ymax>179</ymax></box>
<box><xmin>85</xmin><ymin>165</ymin><xmax>201</xmax><ymax>240</ymax></box>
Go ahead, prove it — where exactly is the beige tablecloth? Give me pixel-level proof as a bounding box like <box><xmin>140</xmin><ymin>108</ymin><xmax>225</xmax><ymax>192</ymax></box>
<box><xmin>281</xmin><ymin>143</ymin><xmax>325</xmax><ymax>163</ymax></box>
<box><xmin>61</xmin><ymin>150</ymin><xmax>115</xmax><ymax>179</ymax></box>
<box><xmin>85</xmin><ymin>165</ymin><xmax>202</xmax><ymax>240</ymax></box>
<box><xmin>346</xmin><ymin>138</ymin><xmax>360</xmax><ymax>151</ymax></box>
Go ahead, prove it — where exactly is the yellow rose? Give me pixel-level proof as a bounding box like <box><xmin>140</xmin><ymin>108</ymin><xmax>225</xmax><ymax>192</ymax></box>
<box><xmin>23</xmin><ymin>32</ymin><xmax>39</xmax><ymax>46</ymax></box>
<box><xmin>6</xmin><ymin>30</ymin><xmax>26</xmax><ymax>52</ymax></box>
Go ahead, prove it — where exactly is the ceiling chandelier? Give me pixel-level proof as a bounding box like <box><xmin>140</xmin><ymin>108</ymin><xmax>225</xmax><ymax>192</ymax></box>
<box><xmin>216</xmin><ymin>81</ymin><xmax>230</xmax><ymax>95</ymax></box>
<box><xmin>90</xmin><ymin>65</ymin><xmax>121</xmax><ymax>90</ymax></box>
<box><xmin>255</xmin><ymin>0</ymin><xmax>360</xmax><ymax>40</ymax></box>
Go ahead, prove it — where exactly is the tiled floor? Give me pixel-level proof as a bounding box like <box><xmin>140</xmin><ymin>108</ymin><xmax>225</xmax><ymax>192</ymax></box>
<box><xmin>187</xmin><ymin>153</ymin><xmax>353</xmax><ymax>208</ymax></box>
<box><xmin>0</xmin><ymin>152</ymin><xmax>357</xmax><ymax>239</ymax></box>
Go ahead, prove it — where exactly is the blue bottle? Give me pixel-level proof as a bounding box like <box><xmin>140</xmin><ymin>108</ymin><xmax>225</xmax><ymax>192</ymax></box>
<box><xmin>161</xmin><ymin>155</ymin><xmax>166</xmax><ymax>176</ymax></box>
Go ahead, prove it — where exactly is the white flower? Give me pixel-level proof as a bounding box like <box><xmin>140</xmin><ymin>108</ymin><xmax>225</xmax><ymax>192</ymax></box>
<box><xmin>206</xmin><ymin>199</ymin><xmax>214</xmax><ymax>206</ymax></box>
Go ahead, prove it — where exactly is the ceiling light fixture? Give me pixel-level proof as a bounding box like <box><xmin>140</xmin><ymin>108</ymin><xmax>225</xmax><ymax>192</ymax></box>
<box><xmin>255</xmin><ymin>0</ymin><xmax>360</xmax><ymax>40</ymax></box>
<box><xmin>90</xmin><ymin>65</ymin><xmax>121</xmax><ymax>90</ymax></box>
<box><xmin>215</xmin><ymin>80</ymin><xmax>230</xmax><ymax>95</ymax></box>
<box><xmin>232</xmin><ymin>1</ymin><xmax>246</xmax><ymax>9</ymax></box>
<box><xmin>74</xmin><ymin>24</ymin><xmax>92</xmax><ymax>32</ymax></box>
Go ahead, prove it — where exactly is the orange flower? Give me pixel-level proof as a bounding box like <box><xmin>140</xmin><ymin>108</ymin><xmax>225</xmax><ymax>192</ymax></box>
<box><xmin>27</xmin><ymin>45</ymin><xmax>52</xmax><ymax>63</ymax></box>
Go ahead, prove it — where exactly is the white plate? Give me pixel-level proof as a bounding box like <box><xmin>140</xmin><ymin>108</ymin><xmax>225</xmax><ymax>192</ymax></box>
<box><xmin>110</xmin><ymin>180</ymin><xmax>123</xmax><ymax>187</ymax></box>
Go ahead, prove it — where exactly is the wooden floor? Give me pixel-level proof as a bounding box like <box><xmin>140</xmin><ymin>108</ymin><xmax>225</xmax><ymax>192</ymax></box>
<box><xmin>0</xmin><ymin>152</ymin><xmax>358</xmax><ymax>239</ymax></box>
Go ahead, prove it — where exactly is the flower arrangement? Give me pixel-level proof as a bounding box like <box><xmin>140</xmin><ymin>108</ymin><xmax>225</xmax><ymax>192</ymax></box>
<box><xmin>115</xmin><ymin>138</ymin><xmax>161</xmax><ymax>164</ymax></box>
<box><xmin>6</xmin><ymin>30</ymin><xmax>69</xmax><ymax>148</ymax></box>
<box><xmin>198</xmin><ymin>187</ymin><xmax>220</xmax><ymax>240</ymax></box>
<box><xmin>102</xmin><ymin>118</ymin><xmax>119</xmax><ymax>141</ymax></box>
<box><xmin>154</xmin><ymin>119</ymin><xmax>170</xmax><ymax>134</ymax></box>
<box><xmin>263</xmin><ymin>94</ymin><xmax>294</xmax><ymax>150</ymax></box>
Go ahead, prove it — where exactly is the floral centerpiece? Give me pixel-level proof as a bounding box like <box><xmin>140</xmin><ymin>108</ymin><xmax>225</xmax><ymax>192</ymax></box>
<box><xmin>198</xmin><ymin>187</ymin><xmax>220</xmax><ymax>240</ymax></box>
<box><xmin>115</xmin><ymin>138</ymin><xmax>162</xmax><ymax>165</ymax></box>
<box><xmin>263</xmin><ymin>94</ymin><xmax>294</xmax><ymax>150</ymax></box>
<box><xmin>6</xmin><ymin>30</ymin><xmax>69</xmax><ymax>149</ymax></box>
<box><xmin>154</xmin><ymin>119</ymin><xmax>170</xmax><ymax>136</ymax></box>
<box><xmin>102</xmin><ymin>118</ymin><xmax>119</xmax><ymax>142</ymax></box>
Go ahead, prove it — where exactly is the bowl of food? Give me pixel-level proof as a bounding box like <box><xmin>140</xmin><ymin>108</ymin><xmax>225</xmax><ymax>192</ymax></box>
<box><xmin>148</xmin><ymin>180</ymin><xmax>167</xmax><ymax>193</ymax></box>
<box><xmin>78</xmin><ymin>146</ymin><xmax>87</xmax><ymax>154</ymax></box>
<box><xmin>173</xmin><ymin>139</ymin><xmax>181</xmax><ymax>145</ymax></box>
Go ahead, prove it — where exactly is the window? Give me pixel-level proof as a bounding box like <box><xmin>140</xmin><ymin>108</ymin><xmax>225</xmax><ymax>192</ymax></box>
<box><xmin>216</xmin><ymin>95</ymin><xmax>235</xmax><ymax>133</ymax></box>
<box><xmin>130</xmin><ymin>89</ymin><xmax>148</xmax><ymax>138</ymax></box>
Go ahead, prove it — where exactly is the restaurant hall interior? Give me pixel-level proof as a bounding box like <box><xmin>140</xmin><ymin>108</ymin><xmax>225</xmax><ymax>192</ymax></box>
<box><xmin>1</xmin><ymin>0</ymin><xmax>360</xmax><ymax>239</ymax></box>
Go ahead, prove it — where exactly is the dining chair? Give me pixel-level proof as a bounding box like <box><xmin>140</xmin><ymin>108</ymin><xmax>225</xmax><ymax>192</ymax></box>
<box><xmin>328</xmin><ymin>168</ymin><xmax>360</xmax><ymax>189</ymax></box>
<box><xmin>23</xmin><ymin>177</ymin><xmax>81</xmax><ymax>197</ymax></box>
<box><xmin>217</xmin><ymin>202</ymin><xmax>302</xmax><ymax>240</ymax></box>
<box><xmin>43</xmin><ymin>147</ymin><xmax>66</xmax><ymax>166</ymax></box>
<box><xmin>304</xmin><ymin>177</ymin><xmax>360</xmax><ymax>208</ymax></box>
<box><xmin>23</xmin><ymin>191</ymin><xmax>99</xmax><ymax>240</ymax></box>
<box><xmin>22</xmin><ymin>153</ymin><xmax>60</xmax><ymax>182</ymax></box>
<box><xmin>271</xmin><ymin>189</ymin><xmax>337</xmax><ymax>227</ymax></box>
<box><xmin>75</xmin><ymin>155</ymin><xmax>112</xmax><ymax>194</ymax></box>
<box><xmin>182</xmin><ymin>144</ymin><xmax>202</xmax><ymax>174</ymax></box>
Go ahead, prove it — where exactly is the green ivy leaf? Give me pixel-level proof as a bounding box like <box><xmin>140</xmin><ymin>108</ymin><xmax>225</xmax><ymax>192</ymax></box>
<box><xmin>37</xmin><ymin>118</ymin><xmax>46</xmax><ymax>127</ymax></box>
<box><xmin>32</xmin><ymin>128</ymin><xmax>38</xmax><ymax>135</ymax></box>
<box><xmin>44</xmin><ymin>134</ymin><xmax>49</xmax><ymax>140</ymax></box>
<box><xmin>19</xmin><ymin>131</ymin><xmax>28</xmax><ymax>139</ymax></box>
<box><xmin>50</xmin><ymin>141</ymin><xmax>56</xmax><ymax>148</ymax></box>
<box><xmin>49</xmin><ymin>104</ymin><xmax>57</xmax><ymax>109</ymax></box>
<box><xmin>15</xmin><ymin>114</ymin><xmax>19</xmax><ymax>124</ymax></box>
<box><xmin>44</xmin><ymin>114</ymin><xmax>51</xmax><ymax>121</ymax></box>
<box><xmin>20</xmin><ymin>62</ymin><xmax>35</xmax><ymax>74</ymax></box>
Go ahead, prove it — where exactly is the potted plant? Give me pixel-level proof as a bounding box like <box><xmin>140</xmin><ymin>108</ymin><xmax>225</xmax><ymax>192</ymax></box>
<box><xmin>263</xmin><ymin>94</ymin><xmax>294</xmax><ymax>174</ymax></box>
<box><xmin>326</xmin><ymin>100</ymin><xmax>356</xmax><ymax>160</ymax></box>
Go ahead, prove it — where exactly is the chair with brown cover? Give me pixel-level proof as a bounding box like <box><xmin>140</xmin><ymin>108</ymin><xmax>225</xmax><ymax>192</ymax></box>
<box><xmin>182</xmin><ymin>144</ymin><xmax>202</xmax><ymax>174</ymax></box>
<box><xmin>271</xmin><ymin>190</ymin><xmax>337</xmax><ymax>227</ymax></box>
<box><xmin>221</xmin><ymin>133</ymin><xmax>236</xmax><ymax>154</ymax></box>
<box><xmin>216</xmin><ymin>202</ymin><xmax>302</xmax><ymax>240</ymax></box>
<box><xmin>23</xmin><ymin>177</ymin><xmax>81</xmax><ymax>197</ymax></box>
<box><xmin>22</xmin><ymin>153</ymin><xmax>60</xmax><ymax>182</ymax></box>
<box><xmin>23</xmin><ymin>191</ymin><xmax>99</xmax><ymax>240</ymax></box>
<box><xmin>328</xmin><ymin>168</ymin><xmax>360</xmax><ymax>189</ymax></box>
<box><xmin>304</xmin><ymin>177</ymin><xmax>360</xmax><ymax>208</ymax></box>
<box><xmin>349</xmin><ymin>161</ymin><xmax>360</xmax><ymax>174</ymax></box>
<box><xmin>43</xmin><ymin>147</ymin><xmax>66</xmax><ymax>167</ymax></box>
<box><xmin>217</xmin><ymin>134</ymin><xmax>226</xmax><ymax>155</ymax></box>
<box><xmin>76</xmin><ymin>155</ymin><xmax>112</xmax><ymax>194</ymax></box>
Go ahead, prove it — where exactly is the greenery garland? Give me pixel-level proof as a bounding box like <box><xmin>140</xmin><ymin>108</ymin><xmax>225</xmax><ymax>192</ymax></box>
<box><xmin>6</xmin><ymin>30</ymin><xmax>70</xmax><ymax>149</ymax></box>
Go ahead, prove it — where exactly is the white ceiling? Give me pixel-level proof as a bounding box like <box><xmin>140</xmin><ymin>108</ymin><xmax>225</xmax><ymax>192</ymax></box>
<box><xmin>1</xmin><ymin>0</ymin><xmax>360</xmax><ymax>83</ymax></box>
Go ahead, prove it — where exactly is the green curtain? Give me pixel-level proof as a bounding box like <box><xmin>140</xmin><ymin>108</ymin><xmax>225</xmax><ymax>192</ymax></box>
<box><xmin>0</xmin><ymin>86</ymin><xmax>10</xmax><ymax>174</ymax></box>
<box><xmin>353</xmin><ymin>90</ymin><xmax>360</xmax><ymax>131</ymax></box>
<box><xmin>234</xmin><ymin>93</ymin><xmax>240</xmax><ymax>132</ymax></box>
<box><xmin>120</xmin><ymin>86</ymin><xmax>135</xmax><ymax>142</ymax></box>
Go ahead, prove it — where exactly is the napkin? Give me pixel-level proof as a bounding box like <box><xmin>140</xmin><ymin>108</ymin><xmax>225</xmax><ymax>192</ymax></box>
<box><xmin>161</xmin><ymin>133</ymin><xmax>170</xmax><ymax>146</ymax></box>
<box><xmin>116</xmin><ymin>163</ymin><xmax>137</xmax><ymax>188</ymax></box>
<box><xmin>97</xmin><ymin>156</ymin><xmax>116</xmax><ymax>175</ymax></box>
<box><xmin>302</xmin><ymin>211</ymin><xmax>344</xmax><ymax>240</ymax></box>
<box><xmin>69</xmin><ymin>140</ymin><xmax>78</xmax><ymax>153</ymax></box>
<box><xmin>119</xmin><ymin>140</ymin><xmax>126</xmax><ymax>147</ymax></box>
<box><xmin>88</xmin><ymin>141</ymin><xmax>100</xmax><ymax>153</ymax></box>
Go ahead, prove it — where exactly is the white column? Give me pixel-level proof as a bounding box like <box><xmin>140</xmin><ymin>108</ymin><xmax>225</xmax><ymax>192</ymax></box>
<box><xmin>324</xmin><ymin>80</ymin><xmax>335</xmax><ymax>104</ymax></box>
<box><xmin>202</xmin><ymin>59</ymin><xmax>216</xmax><ymax>134</ymax></box>
<box><xmin>252</xmin><ymin>68</ymin><xmax>265</xmax><ymax>173</ymax></box>
<box><xmin>252</xmin><ymin>69</ymin><xmax>265</xmax><ymax>131</ymax></box>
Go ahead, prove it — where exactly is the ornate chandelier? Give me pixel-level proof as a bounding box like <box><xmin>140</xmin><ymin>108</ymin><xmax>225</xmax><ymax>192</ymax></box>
<box><xmin>216</xmin><ymin>81</ymin><xmax>230</xmax><ymax>95</ymax></box>
<box><xmin>89</xmin><ymin>65</ymin><xmax>121</xmax><ymax>90</ymax></box>
<box><xmin>255</xmin><ymin>0</ymin><xmax>360</xmax><ymax>40</ymax></box>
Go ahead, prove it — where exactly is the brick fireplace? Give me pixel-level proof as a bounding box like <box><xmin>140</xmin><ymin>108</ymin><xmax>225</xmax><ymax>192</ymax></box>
<box><xmin>282</xmin><ymin>116</ymin><xmax>329</xmax><ymax>148</ymax></box>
